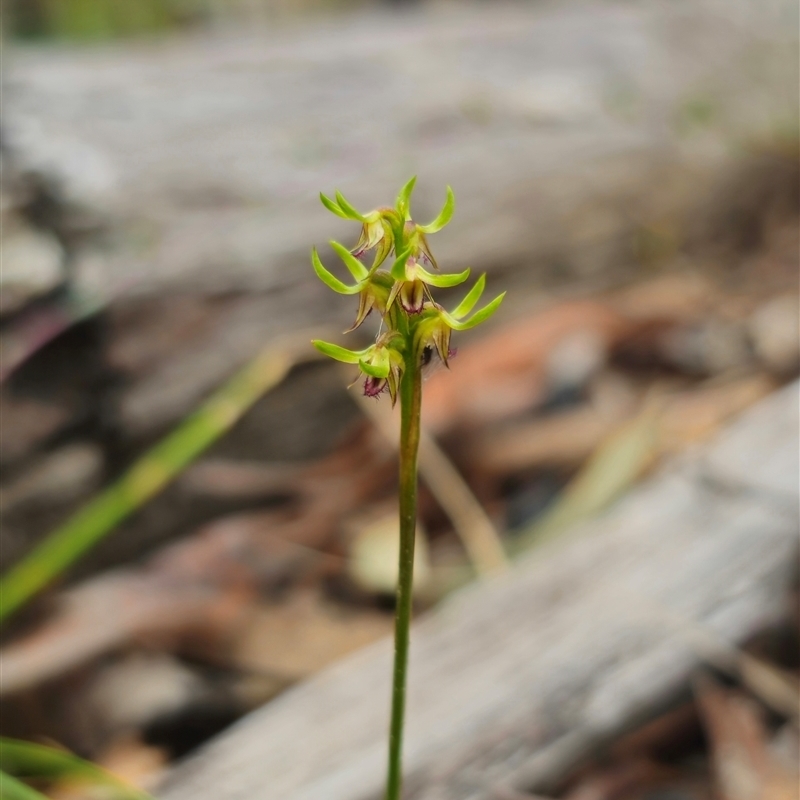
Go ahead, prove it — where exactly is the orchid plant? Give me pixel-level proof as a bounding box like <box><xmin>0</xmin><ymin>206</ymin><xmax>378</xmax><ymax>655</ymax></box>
<box><xmin>311</xmin><ymin>178</ymin><xmax>504</xmax><ymax>800</ymax></box>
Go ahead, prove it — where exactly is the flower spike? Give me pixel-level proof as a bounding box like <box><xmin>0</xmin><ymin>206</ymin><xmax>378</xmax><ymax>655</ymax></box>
<box><xmin>310</xmin><ymin>179</ymin><xmax>506</xmax><ymax>800</ymax></box>
<box><xmin>312</xmin><ymin>182</ymin><xmax>503</xmax><ymax>395</ymax></box>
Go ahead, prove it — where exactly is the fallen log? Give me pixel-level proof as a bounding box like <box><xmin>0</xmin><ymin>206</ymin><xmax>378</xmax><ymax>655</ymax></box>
<box><xmin>4</xmin><ymin>0</ymin><xmax>796</xmax><ymax>304</ymax></box>
<box><xmin>158</xmin><ymin>382</ymin><xmax>799</xmax><ymax>800</ymax></box>
<box><xmin>3</xmin><ymin>0</ymin><xmax>796</xmax><ymax>469</ymax></box>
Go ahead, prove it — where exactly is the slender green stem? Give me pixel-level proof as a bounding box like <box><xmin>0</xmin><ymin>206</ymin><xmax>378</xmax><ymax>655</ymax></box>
<box><xmin>385</xmin><ymin>352</ymin><xmax>422</xmax><ymax>800</ymax></box>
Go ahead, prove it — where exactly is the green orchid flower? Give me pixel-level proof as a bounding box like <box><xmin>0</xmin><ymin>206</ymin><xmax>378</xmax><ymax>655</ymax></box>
<box><xmin>319</xmin><ymin>190</ymin><xmax>400</xmax><ymax>269</ymax></box>
<box><xmin>415</xmin><ymin>274</ymin><xmax>506</xmax><ymax>366</ymax></box>
<box><xmin>319</xmin><ymin>178</ymin><xmax>455</xmax><ymax>273</ymax></box>
<box><xmin>311</xmin><ymin>333</ymin><xmax>405</xmax><ymax>403</ymax></box>
<box><xmin>312</xmin><ymin>180</ymin><xmax>504</xmax><ymax>382</ymax></box>
<box><xmin>387</xmin><ymin>254</ymin><xmax>471</xmax><ymax>314</ymax></box>
<box><xmin>311</xmin><ymin>242</ymin><xmax>393</xmax><ymax>331</ymax></box>
<box><xmin>397</xmin><ymin>182</ymin><xmax>455</xmax><ymax>269</ymax></box>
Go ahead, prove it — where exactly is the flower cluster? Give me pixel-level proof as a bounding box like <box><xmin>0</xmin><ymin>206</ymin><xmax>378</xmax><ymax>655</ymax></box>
<box><xmin>312</xmin><ymin>178</ymin><xmax>505</xmax><ymax>402</ymax></box>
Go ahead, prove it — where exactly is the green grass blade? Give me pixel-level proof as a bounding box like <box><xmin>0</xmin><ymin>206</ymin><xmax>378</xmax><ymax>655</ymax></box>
<box><xmin>0</xmin><ymin>348</ymin><xmax>292</xmax><ymax>624</ymax></box>
<box><xmin>0</xmin><ymin>770</ymin><xmax>49</xmax><ymax>800</ymax></box>
<box><xmin>1</xmin><ymin>738</ymin><xmax>154</xmax><ymax>799</ymax></box>
<box><xmin>512</xmin><ymin>408</ymin><xmax>657</xmax><ymax>553</ymax></box>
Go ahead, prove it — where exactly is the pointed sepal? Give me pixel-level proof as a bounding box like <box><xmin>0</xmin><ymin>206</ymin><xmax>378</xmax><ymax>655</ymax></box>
<box><xmin>451</xmin><ymin>273</ymin><xmax>486</xmax><ymax>318</ymax></box>
<box><xmin>330</xmin><ymin>241</ymin><xmax>369</xmax><ymax>281</ymax></box>
<box><xmin>370</xmin><ymin>219</ymin><xmax>395</xmax><ymax>269</ymax></box>
<box><xmin>312</xmin><ymin>340</ymin><xmax>368</xmax><ymax>364</ymax></box>
<box><xmin>345</xmin><ymin>291</ymin><xmax>376</xmax><ymax>333</ymax></box>
<box><xmin>334</xmin><ymin>190</ymin><xmax>366</xmax><ymax>222</ymax></box>
<box><xmin>312</xmin><ymin>248</ymin><xmax>362</xmax><ymax>295</ymax></box>
<box><xmin>431</xmin><ymin>321</ymin><xmax>453</xmax><ymax>367</ymax></box>
<box><xmin>418</xmin><ymin>186</ymin><xmax>455</xmax><ymax>234</ymax></box>
<box><xmin>415</xmin><ymin>265</ymin><xmax>470</xmax><ymax>288</ymax></box>
<box><xmin>390</xmin><ymin>247</ymin><xmax>414</xmax><ymax>281</ymax></box>
<box><xmin>396</xmin><ymin>176</ymin><xmax>417</xmax><ymax>220</ymax></box>
<box><xmin>320</xmin><ymin>192</ymin><xmax>348</xmax><ymax>219</ymax></box>
<box><xmin>442</xmin><ymin>291</ymin><xmax>506</xmax><ymax>330</ymax></box>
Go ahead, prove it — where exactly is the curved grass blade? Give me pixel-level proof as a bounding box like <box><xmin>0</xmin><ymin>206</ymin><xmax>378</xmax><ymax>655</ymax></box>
<box><xmin>0</xmin><ymin>738</ymin><xmax>154</xmax><ymax>799</ymax></box>
<box><xmin>0</xmin><ymin>771</ymin><xmax>49</xmax><ymax>800</ymax></box>
<box><xmin>0</xmin><ymin>346</ymin><xmax>293</xmax><ymax>623</ymax></box>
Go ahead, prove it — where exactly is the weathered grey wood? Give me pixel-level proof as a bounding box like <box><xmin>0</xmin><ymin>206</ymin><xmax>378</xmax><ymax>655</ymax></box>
<box><xmin>157</xmin><ymin>383</ymin><xmax>799</xmax><ymax>800</ymax></box>
<box><xmin>4</xmin><ymin>0</ymin><xmax>797</xmax><ymax>301</ymax></box>
<box><xmin>4</xmin><ymin>0</ymin><xmax>796</xmax><ymax>445</ymax></box>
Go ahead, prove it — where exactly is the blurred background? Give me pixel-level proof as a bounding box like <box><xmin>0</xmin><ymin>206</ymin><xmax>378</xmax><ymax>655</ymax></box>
<box><xmin>0</xmin><ymin>0</ymin><xmax>798</xmax><ymax>797</ymax></box>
